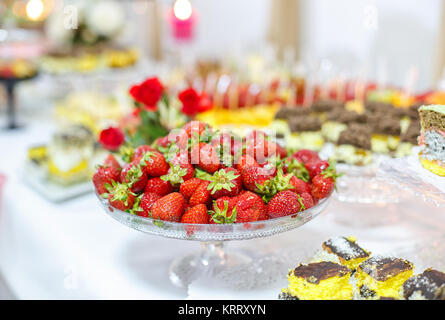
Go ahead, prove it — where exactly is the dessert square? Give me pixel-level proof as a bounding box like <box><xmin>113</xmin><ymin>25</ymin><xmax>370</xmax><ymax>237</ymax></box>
<box><xmin>401</xmin><ymin>268</ymin><xmax>445</xmax><ymax>300</ymax></box>
<box><xmin>280</xmin><ymin>261</ymin><xmax>354</xmax><ymax>300</ymax></box>
<box><xmin>321</xmin><ymin>236</ymin><xmax>370</xmax><ymax>270</ymax></box>
<box><xmin>355</xmin><ymin>257</ymin><xmax>414</xmax><ymax>299</ymax></box>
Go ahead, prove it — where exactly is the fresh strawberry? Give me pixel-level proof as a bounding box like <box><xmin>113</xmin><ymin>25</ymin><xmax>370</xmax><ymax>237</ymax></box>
<box><xmin>189</xmin><ymin>180</ymin><xmax>211</xmax><ymax>206</ymax></box>
<box><xmin>236</xmin><ymin>154</ymin><xmax>259</xmax><ymax>174</ymax></box>
<box><xmin>139</xmin><ymin>151</ymin><xmax>169</xmax><ymax>177</ymax></box>
<box><xmin>132</xmin><ymin>145</ymin><xmax>156</xmax><ymax>161</ymax></box>
<box><xmin>209</xmin><ymin>197</ymin><xmax>237</xmax><ymax>224</ymax></box>
<box><xmin>183</xmin><ymin>120</ymin><xmax>211</xmax><ymax>138</ymax></box>
<box><xmin>288</xmin><ymin>175</ymin><xmax>311</xmax><ymax>194</ymax></box>
<box><xmin>311</xmin><ymin>173</ymin><xmax>336</xmax><ymax>199</ymax></box>
<box><xmin>144</xmin><ymin>177</ymin><xmax>173</xmax><ymax>196</ymax></box>
<box><xmin>93</xmin><ymin>165</ymin><xmax>121</xmax><ymax>195</ymax></box>
<box><xmin>170</xmin><ymin>151</ymin><xmax>190</xmax><ymax>166</ymax></box>
<box><xmin>283</xmin><ymin>157</ymin><xmax>310</xmax><ymax>181</ymax></box>
<box><xmin>161</xmin><ymin>163</ymin><xmax>194</xmax><ymax>186</ymax></box>
<box><xmin>151</xmin><ymin>192</ymin><xmax>185</xmax><ymax>222</ymax></box>
<box><xmin>120</xmin><ymin>162</ymin><xmax>148</xmax><ymax>193</ymax></box>
<box><xmin>305</xmin><ymin>159</ymin><xmax>329</xmax><ymax>180</ymax></box>
<box><xmin>181</xmin><ymin>204</ymin><xmax>209</xmax><ymax>224</ymax></box>
<box><xmin>275</xmin><ymin>143</ymin><xmax>287</xmax><ymax>159</ymax></box>
<box><xmin>154</xmin><ymin>136</ymin><xmax>169</xmax><ymax>148</ymax></box>
<box><xmin>191</xmin><ymin>142</ymin><xmax>220</xmax><ymax>173</ymax></box>
<box><xmin>241</xmin><ymin>166</ymin><xmax>275</xmax><ymax>193</ymax></box>
<box><xmin>108</xmin><ymin>182</ymin><xmax>136</xmax><ymax>211</ymax></box>
<box><xmin>104</xmin><ymin>154</ymin><xmax>121</xmax><ymax>171</ymax></box>
<box><xmin>266</xmin><ymin>190</ymin><xmax>304</xmax><ymax>218</ymax></box>
<box><xmin>179</xmin><ymin>178</ymin><xmax>202</xmax><ymax>199</ymax></box>
<box><xmin>207</xmin><ymin>168</ymin><xmax>242</xmax><ymax>199</ymax></box>
<box><xmin>139</xmin><ymin>192</ymin><xmax>162</xmax><ymax>217</ymax></box>
<box><xmin>299</xmin><ymin>192</ymin><xmax>314</xmax><ymax>210</ymax></box>
<box><xmin>293</xmin><ymin>149</ymin><xmax>320</xmax><ymax>164</ymax></box>
<box><xmin>233</xmin><ymin>191</ymin><xmax>266</xmax><ymax>223</ymax></box>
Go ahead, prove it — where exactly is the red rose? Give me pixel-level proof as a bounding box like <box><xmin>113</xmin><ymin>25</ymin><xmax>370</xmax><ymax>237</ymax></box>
<box><xmin>179</xmin><ymin>88</ymin><xmax>201</xmax><ymax>116</ymax></box>
<box><xmin>129</xmin><ymin>77</ymin><xmax>164</xmax><ymax>110</ymax></box>
<box><xmin>99</xmin><ymin>127</ymin><xmax>125</xmax><ymax>151</ymax></box>
<box><xmin>198</xmin><ymin>92</ymin><xmax>213</xmax><ymax>113</ymax></box>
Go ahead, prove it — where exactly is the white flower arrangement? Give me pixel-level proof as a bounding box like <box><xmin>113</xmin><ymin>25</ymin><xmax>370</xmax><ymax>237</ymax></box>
<box><xmin>45</xmin><ymin>0</ymin><xmax>125</xmax><ymax>48</ymax></box>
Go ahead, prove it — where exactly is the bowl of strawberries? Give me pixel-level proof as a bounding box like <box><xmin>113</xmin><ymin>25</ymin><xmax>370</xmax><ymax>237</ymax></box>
<box><xmin>93</xmin><ymin>121</ymin><xmax>337</xmax><ymax>287</ymax></box>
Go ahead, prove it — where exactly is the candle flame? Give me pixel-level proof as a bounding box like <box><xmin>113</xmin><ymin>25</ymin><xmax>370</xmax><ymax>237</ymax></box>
<box><xmin>173</xmin><ymin>0</ymin><xmax>192</xmax><ymax>20</ymax></box>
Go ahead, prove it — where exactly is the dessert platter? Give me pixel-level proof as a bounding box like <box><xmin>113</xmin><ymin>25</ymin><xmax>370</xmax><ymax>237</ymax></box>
<box><xmin>280</xmin><ymin>236</ymin><xmax>445</xmax><ymax>300</ymax></box>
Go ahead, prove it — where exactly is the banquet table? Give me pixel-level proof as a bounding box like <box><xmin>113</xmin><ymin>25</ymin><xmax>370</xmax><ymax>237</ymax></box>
<box><xmin>0</xmin><ymin>112</ymin><xmax>444</xmax><ymax>300</ymax></box>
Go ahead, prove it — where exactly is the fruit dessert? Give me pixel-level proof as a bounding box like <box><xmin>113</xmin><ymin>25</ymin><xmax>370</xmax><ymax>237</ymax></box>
<box><xmin>355</xmin><ymin>257</ymin><xmax>414</xmax><ymax>299</ymax></box>
<box><xmin>286</xmin><ymin>116</ymin><xmax>324</xmax><ymax>151</ymax></box>
<box><xmin>0</xmin><ymin>59</ymin><xmax>37</xmax><ymax>79</ymax></box>
<box><xmin>332</xmin><ymin>124</ymin><xmax>373</xmax><ymax>166</ymax></box>
<box><xmin>321</xmin><ymin>109</ymin><xmax>367</xmax><ymax>143</ymax></box>
<box><xmin>279</xmin><ymin>261</ymin><xmax>354</xmax><ymax>300</ymax></box>
<box><xmin>312</xmin><ymin>236</ymin><xmax>370</xmax><ymax>271</ymax></box>
<box><xmin>401</xmin><ymin>268</ymin><xmax>445</xmax><ymax>300</ymax></box>
<box><xmin>418</xmin><ymin>105</ymin><xmax>445</xmax><ymax>176</ymax></box>
<box><xmin>93</xmin><ymin>122</ymin><xmax>338</xmax><ymax>225</ymax></box>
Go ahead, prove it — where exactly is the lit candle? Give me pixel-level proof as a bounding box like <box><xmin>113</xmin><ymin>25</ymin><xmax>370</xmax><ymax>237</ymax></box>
<box><xmin>169</xmin><ymin>0</ymin><xmax>197</xmax><ymax>42</ymax></box>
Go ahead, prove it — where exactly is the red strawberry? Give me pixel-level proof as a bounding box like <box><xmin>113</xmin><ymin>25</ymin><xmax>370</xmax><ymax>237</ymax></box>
<box><xmin>207</xmin><ymin>168</ymin><xmax>242</xmax><ymax>199</ymax></box>
<box><xmin>144</xmin><ymin>177</ymin><xmax>173</xmax><ymax>196</ymax></box>
<box><xmin>154</xmin><ymin>136</ymin><xmax>169</xmax><ymax>148</ymax></box>
<box><xmin>179</xmin><ymin>178</ymin><xmax>202</xmax><ymax>199</ymax></box>
<box><xmin>305</xmin><ymin>160</ymin><xmax>329</xmax><ymax>180</ymax></box>
<box><xmin>241</xmin><ymin>166</ymin><xmax>275</xmax><ymax>193</ymax></box>
<box><xmin>132</xmin><ymin>145</ymin><xmax>156</xmax><ymax>161</ymax></box>
<box><xmin>283</xmin><ymin>157</ymin><xmax>310</xmax><ymax>181</ymax></box>
<box><xmin>266</xmin><ymin>190</ymin><xmax>303</xmax><ymax>218</ymax></box>
<box><xmin>108</xmin><ymin>182</ymin><xmax>136</xmax><ymax>211</ymax></box>
<box><xmin>299</xmin><ymin>192</ymin><xmax>314</xmax><ymax>210</ymax></box>
<box><xmin>293</xmin><ymin>149</ymin><xmax>320</xmax><ymax>164</ymax></box>
<box><xmin>236</xmin><ymin>154</ymin><xmax>259</xmax><ymax>174</ymax></box>
<box><xmin>161</xmin><ymin>163</ymin><xmax>194</xmax><ymax>186</ymax></box>
<box><xmin>209</xmin><ymin>196</ymin><xmax>237</xmax><ymax>224</ymax></box>
<box><xmin>93</xmin><ymin>165</ymin><xmax>121</xmax><ymax>195</ymax></box>
<box><xmin>233</xmin><ymin>191</ymin><xmax>266</xmax><ymax>223</ymax></box>
<box><xmin>181</xmin><ymin>204</ymin><xmax>209</xmax><ymax>224</ymax></box>
<box><xmin>139</xmin><ymin>192</ymin><xmax>162</xmax><ymax>217</ymax></box>
<box><xmin>170</xmin><ymin>151</ymin><xmax>190</xmax><ymax>166</ymax></box>
<box><xmin>288</xmin><ymin>175</ymin><xmax>311</xmax><ymax>194</ymax></box>
<box><xmin>151</xmin><ymin>192</ymin><xmax>185</xmax><ymax>222</ymax></box>
<box><xmin>191</xmin><ymin>142</ymin><xmax>220</xmax><ymax>173</ymax></box>
<box><xmin>189</xmin><ymin>180</ymin><xmax>211</xmax><ymax>206</ymax></box>
<box><xmin>183</xmin><ymin>120</ymin><xmax>211</xmax><ymax>138</ymax></box>
<box><xmin>120</xmin><ymin>162</ymin><xmax>148</xmax><ymax>193</ymax></box>
<box><xmin>311</xmin><ymin>174</ymin><xmax>336</xmax><ymax>200</ymax></box>
<box><xmin>275</xmin><ymin>143</ymin><xmax>287</xmax><ymax>159</ymax></box>
<box><xmin>139</xmin><ymin>151</ymin><xmax>169</xmax><ymax>177</ymax></box>
<box><xmin>104</xmin><ymin>154</ymin><xmax>121</xmax><ymax>171</ymax></box>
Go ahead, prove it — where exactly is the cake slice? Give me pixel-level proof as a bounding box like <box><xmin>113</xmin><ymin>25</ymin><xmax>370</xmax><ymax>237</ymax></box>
<box><xmin>332</xmin><ymin>124</ymin><xmax>373</xmax><ymax>166</ymax></box>
<box><xmin>322</xmin><ymin>109</ymin><xmax>367</xmax><ymax>142</ymax></box>
<box><xmin>355</xmin><ymin>257</ymin><xmax>414</xmax><ymax>299</ymax></box>
<box><xmin>368</xmin><ymin>115</ymin><xmax>402</xmax><ymax>154</ymax></box>
<box><xmin>401</xmin><ymin>268</ymin><xmax>445</xmax><ymax>300</ymax></box>
<box><xmin>279</xmin><ymin>261</ymin><xmax>354</xmax><ymax>300</ymax></box>
<box><xmin>418</xmin><ymin>105</ymin><xmax>445</xmax><ymax>176</ymax></box>
<box><xmin>320</xmin><ymin>236</ymin><xmax>370</xmax><ymax>270</ymax></box>
<box><xmin>395</xmin><ymin>120</ymin><xmax>420</xmax><ymax>158</ymax></box>
<box><xmin>286</xmin><ymin>116</ymin><xmax>324</xmax><ymax>151</ymax></box>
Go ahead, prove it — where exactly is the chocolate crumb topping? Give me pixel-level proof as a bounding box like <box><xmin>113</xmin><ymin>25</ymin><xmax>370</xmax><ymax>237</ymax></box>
<box><xmin>322</xmin><ymin>236</ymin><xmax>369</xmax><ymax>261</ymax></box>
<box><xmin>327</xmin><ymin>109</ymin><xmax>367</xmax><ymax>124</ymax></box>
<box><xmin>292</xmin><ymin>261</ymin><xmax>350</xmax><ymax>284</ymax></box>
<box><xmin>402</xmin><ymin>268</ymin><xmax>445</xmax><ymax>300</ymax></box>
<box><xmin>275</xmin><ymin>106</ymin><xmax>311</xmax><ymax>119</ymax></box>
<box><xmin>288</xmin><ymin>116</ymin><xmax>322</xmax><ymax>132</ymax></box>
<box><xmin>337</xmin><ymin>124</ymin><xmax>372</xmax><ymax>150</ymax></box>
<box><xmin>359</xmin><ymin>257</ymin><xmax>413</xmax><ymax>282</ymax></box>
<box><xmin>311</xmin><ymin>100</ymin><xmax>344</xmax><ymax>113</ymax></box>
<box><xmin>401</xmin><ymin>121</ymin><xmax>421</xmax><ymax>144</ymax></box>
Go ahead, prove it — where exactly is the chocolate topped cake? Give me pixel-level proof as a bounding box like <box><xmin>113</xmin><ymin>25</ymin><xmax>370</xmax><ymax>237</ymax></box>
<box><xmin>327</xmin><ymin>109</ymin><xmax>367</xmax><ymax>124</ymax></box>
<box><xmin>275</xmin><ymin>106</ymin><xmax>311</xmax><ymax>120</ymax></box>
<box><xmin>292</xmin><ymin>261</ymin><xmax>350</xmax><ymax>284</ymax></box>
<box><xmin>401</xmin><ymin>120</ymin><xmax>420</xmax><ymax>144</ymax></box>
<box><xmin>359</xmin><ymin>257</ymin><xmax>413</xmax><ymax>282</ymax></box>
<box><xmin>288</xmin><ymin>116</ymin><xmax>322</xmax><ymax>132</ymax></box>
<box><xmin>402</xmin><ymin>268</ymin><xmax>445</xmax><ymax>300</ymax></box>
<box><xmin>372</xmin><ymin>118</ymin><xmax>402</xmax><ymax>136</ymax></box>
<box><xmin>337</xmin><ymin>124</ymin><xmax>372</xmax><ymax>150</ymax></box>
<box><xmin>322</xmin><ymin>236</ymin><xmax>370</xmax><ymax>270</ymax></box>
<box><xmin>311</xmin><ymin>100</ymin><xmax>344</xmax><ymax>113</ymax></box>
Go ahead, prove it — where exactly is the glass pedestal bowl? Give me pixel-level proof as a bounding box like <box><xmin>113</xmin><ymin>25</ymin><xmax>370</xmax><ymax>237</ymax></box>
<box><xmin>97</xmin><ymin>192</ymin><xmax>333</xmax><ymax>289</ymax></box>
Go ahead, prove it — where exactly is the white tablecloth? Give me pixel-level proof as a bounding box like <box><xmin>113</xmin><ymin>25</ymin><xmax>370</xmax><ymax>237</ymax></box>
<box><xmin>0</xmin><ymin>116</ymin><xmax>444</xmax><ymax>299</ymax></box>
